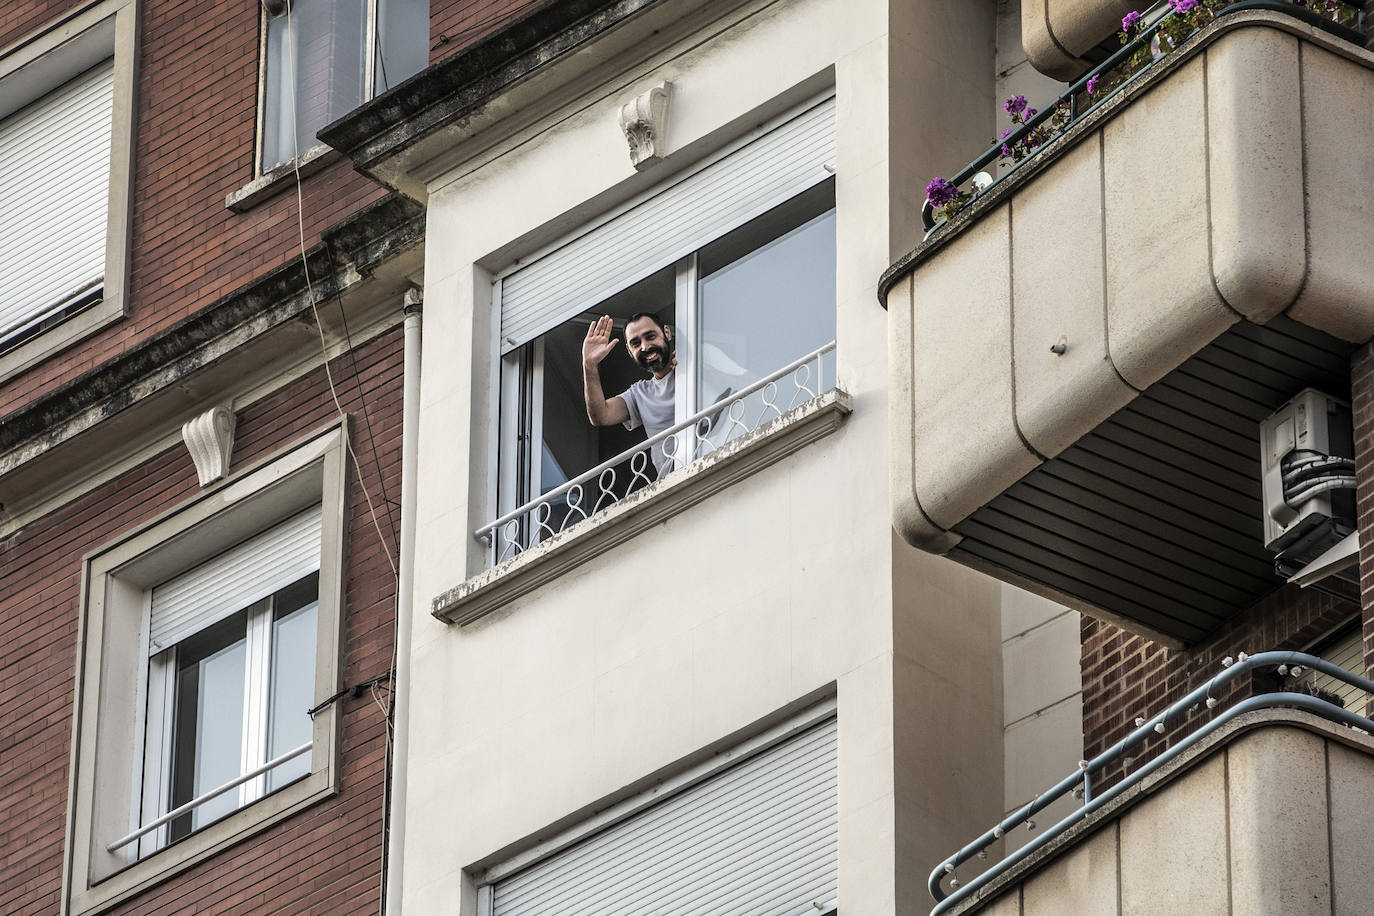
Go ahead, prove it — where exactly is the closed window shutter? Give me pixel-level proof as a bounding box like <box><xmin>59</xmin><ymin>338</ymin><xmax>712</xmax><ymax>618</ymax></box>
<box><xmin>149</xmin><ymin>506</ymin><xmax>323</xmax><ymax>652</ymax></box>
<box><xmin>490</xmin><ymin>716</ymin><xmax>838</xmax><ymax>916</ymax></box>
<box><xmin>0</xmin><ymin>60</ymin><xmax>114</xmax><ymax>340</ymax></box>
<box><xmin>498</xmin><ymin>95</ymin><xmax>835</xmax><ymax>354</ymax></box>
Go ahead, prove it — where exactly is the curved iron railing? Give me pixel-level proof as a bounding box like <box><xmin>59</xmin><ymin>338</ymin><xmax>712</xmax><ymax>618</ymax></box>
<box><xmin>921</xmin><ymin>0</ymin><xmax>1367</xmax><ymax>234</ymax></box>
<box><xmin>927</xmin><ymin>650</ymin><xmax>1374</xmax><ymax>914</ymax></box>
<box><xmin>476</xmin><ymin>342</ymin><xmax>836</xmax><ymax>564</ymax></box>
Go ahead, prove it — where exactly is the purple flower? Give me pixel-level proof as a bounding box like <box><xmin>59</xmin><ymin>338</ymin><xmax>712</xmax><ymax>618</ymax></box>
<box><xmin>1026</xmin><ymin>108</ymin><xmax>1038</xmax><ymax>119</ymax></box>
<box><xmin>926</xmin><ymin>177</ymin><xmax>958</xmax><ymax>207</ymax></box>
<box><xmin>1122</xmin><ymin>10</ymin><xmax>1142</xmax><ymax>31</ymax></box>
<box><xmin>1170</xmin><ymin>0</ymin><xmax>1198</xmax><ymax>11</ymax></box>
<box><xmin>1086</xmin><ymin>74</ymin><xmax>1101</xmax><ymax>95</ymax></box>
<box><xmin>1001</xmin><ymin>143</ymin><xmax>1014</xmax><ymax>158</ymax></box>
<box><xmin>1003</xmin><ymin>94</ymin><xmax>1028</xmax><ymax>116</ymax></box>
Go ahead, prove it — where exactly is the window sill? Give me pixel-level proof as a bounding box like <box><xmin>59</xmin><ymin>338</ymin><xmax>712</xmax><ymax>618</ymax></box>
<box><xmin>433</xmin><ymin>389</ymin><xmax>853</xmax><ymax>625</ymax></box>
<box><xmin>225</xmin><ymin>143</ymin><xmax>338</xmax><ymax>213</ymax></box>
<box><xmin>72</xmin><ymin>772</ymin><xmax>334</xmax><ymax>916</ymax></box>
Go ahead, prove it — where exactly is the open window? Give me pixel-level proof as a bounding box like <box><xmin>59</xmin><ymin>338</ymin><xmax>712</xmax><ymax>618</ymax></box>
<box><xmin>488</xmin><ymin>95</ymin><xmax>837</xmax><ymax>561</ymax></box>
<box><xmin>259</xmin><ymin>0</ymin><xmax>428</xmax><ymax>173</ymax></box>
<box><xmin>65</xmin><ymin>427</ymin><xmax>348</xmax><ymax>916</ymax></box>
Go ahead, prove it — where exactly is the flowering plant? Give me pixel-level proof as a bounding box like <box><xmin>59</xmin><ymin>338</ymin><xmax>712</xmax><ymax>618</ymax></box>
<box><xmin>923</xmin><ymin>0</ymin><xmax>1359</xmax><ymax>230</ymax></box>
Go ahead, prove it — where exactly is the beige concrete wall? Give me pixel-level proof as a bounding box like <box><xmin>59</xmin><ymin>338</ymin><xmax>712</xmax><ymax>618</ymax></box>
<box><xmin>406</xmin><ymin>1</ymin><xmax>1011</xmax><ymax>914</ymax></box>
<box><xmin>957</xmin><ymin>716</ymin><xmax>1374</xmax><ymax>916</ymax></box>
<box><xmin>1000</xmin><ymin>586</ymin><xmax>1082</xmax><ymax>853</ymax></box>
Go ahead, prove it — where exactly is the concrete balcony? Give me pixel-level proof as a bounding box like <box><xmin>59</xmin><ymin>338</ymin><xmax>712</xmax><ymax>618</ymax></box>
<box><xmin>941</xmin><ymin>710</ymin><xmax>1374</xmax><ymax>915</ymax></box>
<box><xmin>1022</xmin><ymin>0</ymin><xmax>1138</xmax><ymax>79</ymax></box>
<box><xmin>882</xmin><ymin>11</ymin><xmax>1374</xmax><ymax>644</ymax></box>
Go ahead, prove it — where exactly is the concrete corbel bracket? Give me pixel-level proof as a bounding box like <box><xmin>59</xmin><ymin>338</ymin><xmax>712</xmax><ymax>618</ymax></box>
<box><xmin>618</xmin><ymin>81</ymin><xmax>672</xmax><ymax>170</ymax></box>
<box><xmin>182</xmin><ymin>405</ymin><xmax>236</xmax><ymax>487</ymax></box>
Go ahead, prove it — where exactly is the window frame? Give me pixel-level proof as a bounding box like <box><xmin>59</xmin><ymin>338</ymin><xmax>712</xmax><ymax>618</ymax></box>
<box><xmin>493</xmin><ymin>185</ymin><xmax>837</xmax><ymax>539</ymax></box>
<box><xmin>65</xmin><ymin>425</ymin><xmax>349</xmax><ymax>916</ymax></box>
<box><xmin>252</xmin><ymin>0</ymin><xmax>425</xmax><ymax>178</ymax></box>
<box><xmin>0</xmin><ymin>0</ymin><xmax>138</xmax><ymax>381</ymax></box>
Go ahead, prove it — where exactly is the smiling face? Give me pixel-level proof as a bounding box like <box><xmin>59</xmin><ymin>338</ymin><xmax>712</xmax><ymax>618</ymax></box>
<box><xmin>624</xmin><ymin>315</ymin><xmax>674</xmax><ymax>377</ymax></box>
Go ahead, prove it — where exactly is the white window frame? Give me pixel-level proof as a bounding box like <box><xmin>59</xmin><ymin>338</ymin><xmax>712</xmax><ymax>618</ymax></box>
<box><xmin>0</xmin><ymin>0</ymin><xmax>138</xmax><ymax>380</ymax></box>
<box><xmin>64</xmin><ymin>425</ymin><xmax>349</xmax><ymax>916</ymax></box>
<box><xmin>253</xmin><ymin>0</ymin><xmax>425</xmax><ymax>177</ymax></box>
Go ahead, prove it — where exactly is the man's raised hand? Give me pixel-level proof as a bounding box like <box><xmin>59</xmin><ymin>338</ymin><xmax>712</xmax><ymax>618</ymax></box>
<box><xmin>582</xmin><ymin>315</ymin><xmax>620</xmax><ymax>368</ymax></box>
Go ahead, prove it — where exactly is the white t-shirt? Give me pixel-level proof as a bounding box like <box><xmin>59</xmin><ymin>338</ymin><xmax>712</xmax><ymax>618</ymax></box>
<box><xmin>618</xmin><ymin>370</ymin><xmax>676</xmax><ymax>476</ymax></box>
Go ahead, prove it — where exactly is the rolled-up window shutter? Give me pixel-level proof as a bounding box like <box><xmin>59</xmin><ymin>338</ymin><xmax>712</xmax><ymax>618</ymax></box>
<box><xmin>490</xmin><ymin>716</ymin><xmax>838</xmax><ymax>916</ymax></box>
<box><xmin>0</xmin><ymin>60</ymin><xmax>114</xmax><ymax>341</ymax></box>
<box><xmin>149</xmin><ymin>506</ymin><xmax>323</xmax><ymax>652</ymax></box>
<box><xmin>498</xmin><ymin>95</ymin><xmax>835</xmax><ymax>354</ymax></box>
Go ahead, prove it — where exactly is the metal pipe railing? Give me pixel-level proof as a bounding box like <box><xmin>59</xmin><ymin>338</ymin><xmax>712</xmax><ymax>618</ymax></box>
<box><xmin>928</xmin><ymin>650</ymin><xmax>1374</xmax><ymax>914</ymax></box>
<box><xmin>921</xmin><ymin>0</ymin><xmax>1366</xmax><ymax>234</ymax></box>
<box><xmin>107</xmin><ymin>741</ymin><xmax>312</xmax><ymax>854</ymax></box>
<box><xmin>476</xmin><ymin>341</ymin><xmax>836</xmax><ymax>556</ymax></box>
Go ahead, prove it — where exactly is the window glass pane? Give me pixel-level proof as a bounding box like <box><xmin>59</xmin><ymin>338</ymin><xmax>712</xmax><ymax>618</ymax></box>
<box><xmin>169</xmin><ymin>611</ymin><xmax>250</xmax><ymax>839</ymax></box>
<box><xmin>267</xmin><ymin>574</ymin><xmax>319</xmax><ymax>791</ymax></box>
<box><xmin>263</xmin><ymin>0</ymin><xmax>367</xmax><ymax>170</ymax></box>
<box><xmin>375</xmin><ymin>0</ymin><xmax>429</xmax><ymax>93</ymax></box>
<box><xmin>696</xmin><ymin>207</ymin><xmax>836</xmax><ymax>442</ymax></box>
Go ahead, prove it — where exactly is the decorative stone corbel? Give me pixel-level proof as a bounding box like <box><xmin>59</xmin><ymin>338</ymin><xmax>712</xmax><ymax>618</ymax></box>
<box><xmin>182</xmin><ymin>406</ymin><xmax>236</xmax><ymax>487</ymax></box>
<box><xmin>619</xmin><ymin>82</ymin><xmax>672</xmax><ymax>170</ymax></box>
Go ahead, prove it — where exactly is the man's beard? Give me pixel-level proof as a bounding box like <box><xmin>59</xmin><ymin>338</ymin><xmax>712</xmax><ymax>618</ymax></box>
<box><xmin>637</xmin><ymin>345</ymin><xmax>669</xmax><ymax>372</ymax></box>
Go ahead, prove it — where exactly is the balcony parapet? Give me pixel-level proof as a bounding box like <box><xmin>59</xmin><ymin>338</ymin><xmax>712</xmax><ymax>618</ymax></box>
<box><xmin>881</xmin><ymin>9</ymin><xmax>1374</xmax><ymax>562</ymax></box>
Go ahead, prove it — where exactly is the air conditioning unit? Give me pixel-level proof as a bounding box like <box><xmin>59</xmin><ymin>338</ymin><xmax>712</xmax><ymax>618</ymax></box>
<box><xmin>1259</xmin><ymin>388</ymin><xmax>1355</xmax><ymax>567</ymax></box>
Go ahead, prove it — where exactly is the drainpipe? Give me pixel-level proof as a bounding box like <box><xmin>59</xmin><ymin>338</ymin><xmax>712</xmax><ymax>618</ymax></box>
<box><xmin>385</xmin><ymin>288</ymin><xmax>422</xmax><ymax>916</ymax></box>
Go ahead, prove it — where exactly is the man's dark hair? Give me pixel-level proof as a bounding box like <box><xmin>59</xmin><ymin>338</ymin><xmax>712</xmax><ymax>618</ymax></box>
<box><xmin>624</xmin><ymin>312</ymin><xmax>667</xmax><ymax>336</ymax></box>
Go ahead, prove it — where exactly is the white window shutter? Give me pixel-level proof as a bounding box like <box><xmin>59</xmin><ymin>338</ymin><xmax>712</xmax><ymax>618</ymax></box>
<box><xmin>0</xmin><ymin>60</ymin><xmax>114</xmax><ymax>340</ymax></box>
<box><xmin>490</xmin><ymin>716</ymin><xmax>838</xmax><ymax>916</ymax></box>
<box><xmin>149</xmin><ymin>506</ymin><xmax>323</xmax><ymax>652</ymax></box>
<box><xmin>498</xmin><ymin>95</ymin><xmax>836</xmax><ymax>354</ymax></box>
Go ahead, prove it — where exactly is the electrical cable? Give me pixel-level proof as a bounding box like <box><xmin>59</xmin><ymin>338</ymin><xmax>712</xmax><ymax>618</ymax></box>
<box><xmin>261</xmin><ymin>3</ymin><xmax>401</xmax><ymax>912</ymax></box>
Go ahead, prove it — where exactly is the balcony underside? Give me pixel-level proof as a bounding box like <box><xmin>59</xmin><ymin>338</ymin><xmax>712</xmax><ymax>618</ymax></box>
<box><xmin>951</xmin><ymin>316</ymin><xmax>1353</xmax><ymax>645</ymax></box>
<box><xmin>885</xmin><ymin>13</ymin><xmax>1374</xmax><ymax>645</ymax></box>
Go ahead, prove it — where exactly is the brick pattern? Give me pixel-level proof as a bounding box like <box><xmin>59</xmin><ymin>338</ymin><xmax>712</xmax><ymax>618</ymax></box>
<box><xmin>0</xmin><ymin>0</ymin><xmax>537</xmax><ymax>417</ymax></box>
<box><xmin>1352</xmin><ymin>341</ymin><xmax>1374</xmax><ymax>715</ymax></box>
<box><xmin>430</xmin><ymin>0</ymin><xmax>547</xmax><ymax>63</ymax></box>
<box><xmin>0</xmin><ymin>327</ymin><xmax>403</xmax><ymax>916</ymax></box>
<box><xmin>1082</xmin><ymin>584</ymin><xmax>1354</xmax><ymax>787</ymax></box>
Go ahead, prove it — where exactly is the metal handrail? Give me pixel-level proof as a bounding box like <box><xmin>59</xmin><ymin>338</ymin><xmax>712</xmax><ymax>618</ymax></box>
<box><xmin>921</xmin><ymin>0</ymin><xmax>1367</xmax><ymax>233</ymax></box>
<box><xmin>475</xmin><ymin>341</ymin><xmax>836</xmax><ymax>547</ymax></box>
<box><xmin>107</xmin><ymin>741</ymin><xmax>311</xmax><ymax>853</ymax></box>
<box><xmin>928</xmin><ymin>650</ymin><xmax>1374</xmax><ymax>914</ymax></box>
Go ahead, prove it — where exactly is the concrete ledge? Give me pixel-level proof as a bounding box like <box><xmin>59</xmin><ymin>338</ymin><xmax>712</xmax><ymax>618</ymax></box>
<box><xmin>224</xmin><ymin>143</ymin><xmax>339</xmax><ymax>213</ymax></box>
<box><xmin>946</xmin><ymin>707</ymin><xmax>1374</xmax><ymax>915</ymax></box>
<box><xmin>432</xmin><ymin>389</ymin><xmax>852</xmax><ymax>625</ymax></box>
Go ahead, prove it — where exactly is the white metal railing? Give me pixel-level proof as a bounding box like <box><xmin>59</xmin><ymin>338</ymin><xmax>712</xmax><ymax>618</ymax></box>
<box><xmin>477</xmin><ymin>341</ymin><xmax>837</xmax><ymax>563</ymax></box>
<box><xmin>106</xmin><ymin>741</ymin><xmax>311</xmax><ymax>854</ymax></box>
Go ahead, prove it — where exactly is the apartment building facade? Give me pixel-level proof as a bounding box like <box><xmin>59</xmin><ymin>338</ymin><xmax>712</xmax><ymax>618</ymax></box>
<box><xmin>2</xmin><ymin>0</ymin><xmax>1096</xmax><ymax>913</ymax></box>
<box><xmin>881</xmin><ymin>0</ymin><xmax>1374</xmax><ymax>912</ymax></box>
<box><xmin>320</xmin><ymin>0</ymin><xmax>1090</xmax><ymax>913</ymax></box>
<box><xmin>0</xmin><ymin>0</ymin><xmax>528</xmax><ymax>913</ymax></box>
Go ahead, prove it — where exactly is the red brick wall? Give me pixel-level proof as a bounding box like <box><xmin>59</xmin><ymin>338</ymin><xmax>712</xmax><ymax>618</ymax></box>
<box><xmin>429</xmin><ymin>0</ymin><xmax>547</xmax><ymax>63</ymax></box>
<box><xmin>1082</xmin><ymin>584</ymin><xmax>1354</xmax><ymax>786</ymax></box>
<box><xmin>0</xmin><ymin>327</ymin><xmax>402</xmax><ymax>916</ymax></box>
<box><xmin>0</xmin><ymin>0</ymin><xmax>539</xmax><ymax>417</ymax></box>
<box><xmin>1352</xmin><ymin>340</ymin><xmax>1374</xmax><ymax>714</ymax></box>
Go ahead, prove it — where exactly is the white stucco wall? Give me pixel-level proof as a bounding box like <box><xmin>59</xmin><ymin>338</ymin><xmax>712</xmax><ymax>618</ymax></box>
<box><xmin>405</xmin><ymin>1</ymin><xmax>1009</xmax><ymax>913</ymax></box>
